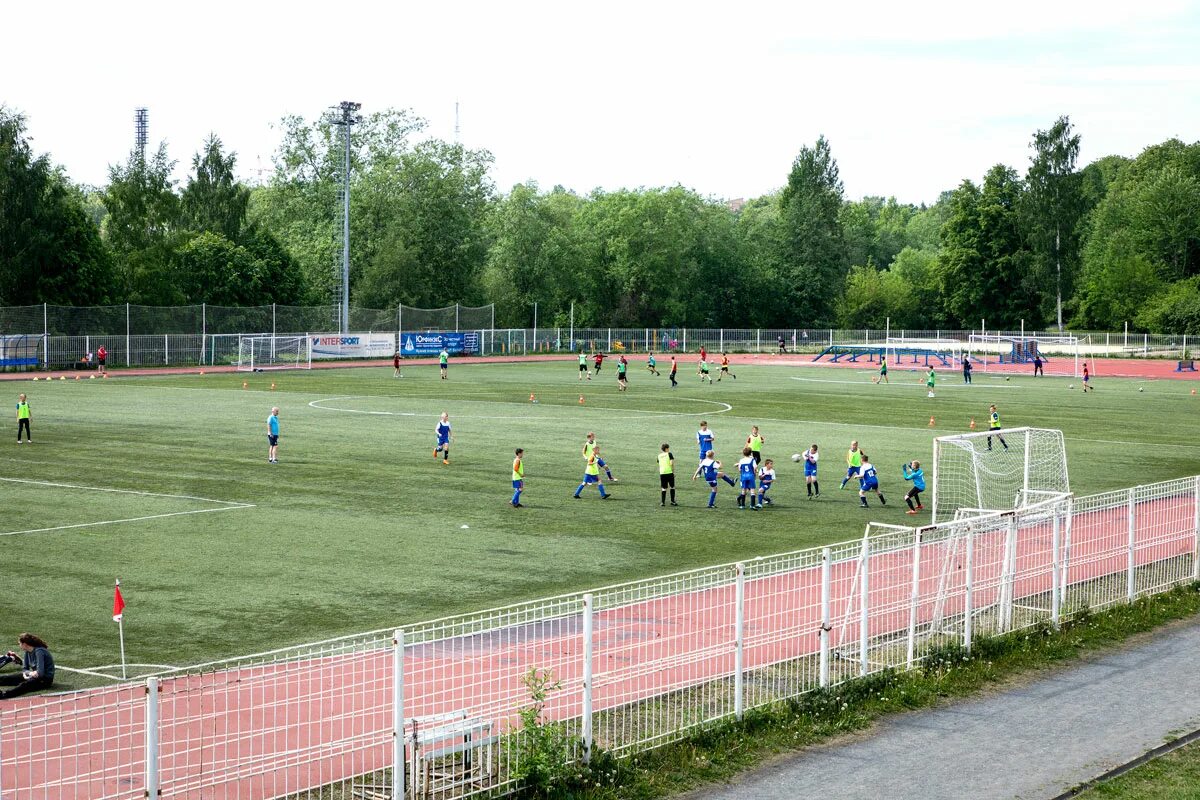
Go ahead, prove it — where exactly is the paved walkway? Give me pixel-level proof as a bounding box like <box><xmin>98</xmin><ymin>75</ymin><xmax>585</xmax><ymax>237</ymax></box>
<box><xmin>683</xmin><ymin>618</ymin><xmax>1200</xmax><ymax>800</ymax></box>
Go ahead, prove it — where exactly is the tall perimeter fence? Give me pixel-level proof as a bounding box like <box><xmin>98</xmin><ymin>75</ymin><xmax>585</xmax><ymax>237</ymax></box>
<box><xmin>2</xmin><ymin>475</ymin><xmax>1198</xmax><ymax>799</ymax></box>
<box><xmin>0</xmin><ymin>303</ymin><xmax>1194</xmax><ymax>370</ymax></box>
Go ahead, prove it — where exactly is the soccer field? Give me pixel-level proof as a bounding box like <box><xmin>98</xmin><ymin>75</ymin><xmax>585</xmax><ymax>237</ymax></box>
<box><xmin>2</xmin><ymin>359</ymin><xmax>1197</xmax><ymax>686</ymax></box>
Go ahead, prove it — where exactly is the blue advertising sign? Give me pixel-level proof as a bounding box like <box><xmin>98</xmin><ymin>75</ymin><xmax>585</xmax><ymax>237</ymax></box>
<box><xmin>400</xmin><ymin>332</ymin><xmax>480</xmax><ymax>356</ymax></box>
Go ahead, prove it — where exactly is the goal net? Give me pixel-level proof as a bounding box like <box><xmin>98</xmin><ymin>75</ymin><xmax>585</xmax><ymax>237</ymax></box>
<box><xmin>967</xmin><ymin>334</ymin><xmax>1080</xmax><ymax>377</ymax></box>
<box><xmin>883</xmin><ymin>337</ymin><xmax>964</xmax><ymax>368</ymax></box>
<box><xmin>931</xmin><ymin>427</ymin><xmax>1069</xmax><ymax>523</ymax></box>
<box><xmin>236</xmin><ymin>335</ymin><xmax>312</xmax><ymax>371</ymax></box>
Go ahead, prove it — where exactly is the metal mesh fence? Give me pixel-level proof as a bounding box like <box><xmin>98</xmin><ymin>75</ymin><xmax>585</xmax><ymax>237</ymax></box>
<box><xmin>2</xmin><ymin>476</ymin><xmax>1197</xmax><ymax>799</ymax></box>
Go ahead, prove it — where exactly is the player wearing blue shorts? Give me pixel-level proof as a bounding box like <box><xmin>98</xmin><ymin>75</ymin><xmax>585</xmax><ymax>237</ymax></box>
<box><xmin>573</xmin><ymin>446</ymin><xmax>610</xmax><ymax>499</ymax></box>
<box><xmin>803</xmin><ymin>444</ymin><xmax>819</xmax><ymax>499</ymax></box>
<box><xmin>434</xmin><ymin>412</ymin><xmax>452</xmax><ymax>464</ymax></box>
<box><xmin>583</xmin><ymin>432</ymin><xmax>617</xmax><ymax>482</ymax></box>
<box><xmin>736</xmin><ymin>447</ymin><xmax>759</xmax><ymax>509</ymax></box>
<box><xmin>692</xmin><ymin>450</ymin><xmax>724</xmax><ymax>508</ymax></box>
<box><xmin>840</xmin><ymin>441</ymin><xmax>862</xmax><ymax>489</ymax></box>
<box><xmin>757</xmin><ymin>459</ymin><xmax>776</xmax><ymax>506</ymax></box>
<box><xmin>266</xmin><ymin>406</ymin><xmax>280</xmax><ymax>463</ymax></box>
<box><xmin>511</xmin><ymin>448</ymin><xmax>525</xmax><ymax>508</ymax></box>
<box><xmin>857</xmin><ymin>454</ymin><xmax>886</xmax><ymax>508</ymax></box>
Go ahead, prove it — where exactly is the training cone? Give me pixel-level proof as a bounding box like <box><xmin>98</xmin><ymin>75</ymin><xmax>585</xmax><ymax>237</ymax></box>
<box><xmin>529</xmin><ymin>392</ymin><xmax>536</xmax><ymax>403</ymax></box>
<box><xmin>271</xmin><ymin>382</ymin><xmax>276</xmax><ymax>390</ymax></box>
<box><xmin>32</xmin><ymin>377</ymin><xmax>38</xmax><ymax>381</ymax></box>
<box><xmin>89</xmin><ymin>375</ymin><xmax>95</xmax><ymax>379</ymax></box>
<box><xmin>199</xmin><ymin>369</ymin><xmax>205</xmax><ymax>376</ymax></box>
<box><xmin>969</xmin><ymin>417</ymin><xmax>976</xmax><ymax>430</ymax></box>
<box><xmin>928</xmin><ymin>416</ymin><xmax>935</xmax><ymax>427</ymax></box>
<box><xmin>59</xmin><ymin>376</ymin><xmax>65</xmax><ymax>381</ymax></box>
<box><xmin>242</xmin><ymin>381</ymin><xmax>248</xmax><ymax>389</ymax></box>
<box><xmin>579</xmin><ymin>395</ymin><xmax>585</xmax><ymax>404</ymax></box>
<box><xmin>1192</xmin><ymin>389</ymin><xmax>1197</xmax><ymax>395</ymax></box>
<box><xmin>74</xmin><ymin>375</ymin><xmax>80</xmax><ymax>380</ymax></box>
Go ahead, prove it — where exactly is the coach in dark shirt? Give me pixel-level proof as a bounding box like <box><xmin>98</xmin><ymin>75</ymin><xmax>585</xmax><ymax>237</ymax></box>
<box><xmin>0</xmin><ymin>632</ymin><xmax>55</xmax><ymax>699</ymax></box>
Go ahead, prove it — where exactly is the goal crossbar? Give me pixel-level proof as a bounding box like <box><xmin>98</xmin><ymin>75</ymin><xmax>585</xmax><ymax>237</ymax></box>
<box><xmin>931</xmin><ymin>427</ymin><xmax>1069</xmax><ymax>523</ymax></box>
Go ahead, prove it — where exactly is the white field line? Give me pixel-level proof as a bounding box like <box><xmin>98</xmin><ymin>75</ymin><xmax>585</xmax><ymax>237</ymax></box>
<box><xmin>0</xmin><ymin>477</ymin><xmax>255</xmax><ymax>537</ymax></box>
<box><xmin>789</xmin><ymin>376</ymin><xmax>1022</xmax><ymax>389</ymax></box>
<box><xmin>308</xmin><ymin>395</ymin><xmax>733</xmax><ymax>418</ymax></box>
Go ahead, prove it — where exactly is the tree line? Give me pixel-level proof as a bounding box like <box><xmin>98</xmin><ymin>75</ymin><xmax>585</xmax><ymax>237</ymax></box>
<box><xmin>2</xmin><ymin>105</ymin><xmax>1198</xmax><ymax>332</ymax></box>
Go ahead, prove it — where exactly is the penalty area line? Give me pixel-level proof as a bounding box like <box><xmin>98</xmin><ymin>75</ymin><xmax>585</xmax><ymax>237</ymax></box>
<box><xmin>0</xmin><ymin>476</ymin><xmax>255</xmax><ymax>507</ymax></box>
<box><xmin>0</xmin><ymin>504</ymin><xmax>256</xmax><ymax>537</ymax></box>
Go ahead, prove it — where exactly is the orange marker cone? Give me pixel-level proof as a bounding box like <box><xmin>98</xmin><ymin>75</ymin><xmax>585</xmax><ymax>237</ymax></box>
<box><xmin>969</xmin><ymin>417</ymin><xmax>976</xmax><ymax>430</ymax></box>
<box><xmin>1193</xmin><ymin>389</ymin><xmax>1197</xmax><ymax>395</ymax></box>
<box><xmin>529</xmin><ymin>392</ymin><xmax>536</xmax><ymax>403</ymax></box>
<box><xmin>271</xmin><ymin>382</ymin><xmax>276</xmax><ymax>390</ymax></box>
<box><xmin>579</xmin><ymin>395</ymin><xmax>585</xmax><ymax>405</ymax></box>
<box><xmin>199</xmin><ymin>370</ymin><xmax>205</xmax><ymax>376</ymax></box>
<box><xmin>928</xmin><ymin>416</ymin><xmax>935</xmax><ymax>427</ymax></box>
<box><xmin>242</xmin><ymin>381</ymin><xmax>248</xmax><ymax>389</ymax></box>
<box><xmin>74</xmin><ymin>374</ymin><xmax>80</xmax><ymax>380</ymax></box>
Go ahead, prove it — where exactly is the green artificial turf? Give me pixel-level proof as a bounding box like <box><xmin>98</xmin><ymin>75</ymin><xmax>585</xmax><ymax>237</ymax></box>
<box><xmin>1</xmin><ymin>360</ymin><xmax>1197</xmax><ymax>683</ymax></box>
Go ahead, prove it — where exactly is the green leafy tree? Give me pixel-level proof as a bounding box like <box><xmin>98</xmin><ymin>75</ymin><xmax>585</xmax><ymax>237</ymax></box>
<box><xmin>838</xmin><ymin>265</ymin><xmax>918</xmax><ymax>328</ymax></box>
<box><xmin>891</xmin><ymin>246</ymin><xmax>944</xmax><ymax>327</ymax></box>
<box><xmin>1024</xmin><ymin>116</ymin><xmax>1082</xmax><ymax>330</ymax></box>
<box><xmin>0</xmin><ymin>108</ymin><xmax>114</xmax><ymax>305</ymax></box>
<box><xmin>181</xmin><ymin>135</ymin><xmax>250</xmax><ymax>241</ymax></box>
<box><xmin>1136</xmin><ymin>276</ymin><xmax>1200</xmax><ymax>334</ymax></box>
<box><xmin>173</xmin><ymin>231</ymin><xmax>263</xmax><ymax>305</ymax></box>
<box><xmin>778</xmin><ymin>136</ymin><xmax>848</xmax><ymax>325</ymax></box>
<box><xmin>103</xmin><ymin>141</ymin><xmax>182</xmax><ymax>303</ymax></box>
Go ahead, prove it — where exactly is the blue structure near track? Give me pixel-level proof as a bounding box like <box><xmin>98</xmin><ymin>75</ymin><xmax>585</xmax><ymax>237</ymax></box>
<box><xmin>812</xmin><ymin>344</ymin><xmax>958</xmax><ymax>367</ymax></box>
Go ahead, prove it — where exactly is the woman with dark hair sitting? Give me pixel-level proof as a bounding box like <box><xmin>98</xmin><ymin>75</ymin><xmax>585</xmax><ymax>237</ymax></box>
<box><xmin>0</xmin><ymin>633</ymin><xmax>55</xmax><ymax>699</ymax></box>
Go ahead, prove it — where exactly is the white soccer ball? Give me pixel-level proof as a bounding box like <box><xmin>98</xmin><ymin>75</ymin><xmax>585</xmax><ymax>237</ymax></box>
<box><xmin>791</xmin><ymin>453</ymin><xmax>802</xmax><ymax>462</ymax></box>
<box><xmin>1138</xmin><ymin>387</ymin><xmax>1144</xmax><ymax>392</ymax></box>
<box><xmin>1068</xmin><ymin>384</ymin><xmax>1074</xmax><ymax>389</ymax></box>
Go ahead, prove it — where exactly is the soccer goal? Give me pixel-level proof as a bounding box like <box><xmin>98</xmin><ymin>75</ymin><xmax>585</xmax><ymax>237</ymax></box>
<box><xmin>883</xmin><ymin>337</ymin><xmax>965</xmax><ymax>367</ymax></box>
<box><xmin>236</xmin><ymin>335</ymin><xmax>312</xmax><ymax>371</ymax></box>
<box><xmin>967</xmin><ymin>334</ymin><xmax>1080</xmax><ymax>377</ymax></box>
<box><xmin>931</xmin><ymin>427</ymin><xmax>1070</xmax><ymax>523</ymax></box>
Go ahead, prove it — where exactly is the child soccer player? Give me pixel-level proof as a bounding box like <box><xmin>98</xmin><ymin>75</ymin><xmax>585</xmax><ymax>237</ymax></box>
<box><xmin>692</xmin><ymin>450</ymin><xmax>724</xmax><ymax>508</ymax></box>
<box><xmin>902</xmin><ymin>460</ymin><xmax>925</xmax><ymax>514</ymax></box>
<box><xmin>593</xmin><ymin>351</ymin><xmax>605</xmax><ymax>375</ymax></box>
<box><xmin>583</xmin><ymin>432</ymin><xmax>618</xmax><ymax>482</ymax></box>
<box><xmin>16</xmin><ymin>393</ymin><xmax>31</xmax><ymax>444</ymax></box>
<box><xmin>393</xmin><ymin>350</ymin><xmax>402</xmax><ymax>378</ymax></box>
<box><xmin>1082</xmin><ymin>362</ymin><xmax>1093</xmax><ymax>391</ymax></box>
<box><xmin>698</xmin><ymin>358</ymin><xmax>713</xmax><ymax>384</ymax></box>
<box><xmin>696</xmin><ymin>422</ymin><xmax>736</xmax><ymax>485</ymax></box>
<box><xmin>718</xmin><ymin>353</ymin><xmax>736</xmax><ymax>381</ymax></box>
<box><xmin>963</xmin><ymin>357</ymin><xmax>972</xmax><ymax>384</ymax></box>
<box><xmin>879</xmin><ymin>356</ymin><xmax>889</xmax><ymax>384</ymax></box>
<box><xmin>439</xmin><ymin>348</ymin><xmax>449</xmax><ymax>380</ymax></box>
<box><xmin>658</xmin><ymin>443</ymin><xmax>677</xmax><ymax>506</ymax></box>
<box><xmin>803</xmin><ymin>444</ymin><xmax>819</xmax><ymax>498</ymax></box>
<box><xmin>434</xmin><ymin>412</ymin><xmax>452</xmax><ymax>464</ymax></box>
<box><xmin>669</xmin><ymin>356</ymin><xmax>678</xmax><ymax>388</ymax></box>
<box><xmin>511</xmin><ymin>448</ymin><xmax>525</xmax><ymax>507</ymax></box>
<box><xmin>699</xmin><ymin>344</ymin><xmax>707</xmax><ymax>363</ymax></box>
<box><xmin>746</xmin><ymin>426</ymin><xmax>765</xmax><ymax>465</ymax></box>
<box><xmin>926</xmin><ymin>368</ymin><xmax>936</xmax><ymax>397</ymax></box>
<box><xmin>840</xmin><ymin>440</ymin><xmax>862</xmax><ymax>489</ymax></box>
<box><xmin>758</xmin><ymin>459</ymin><xmax>776</xmax><ymax>506</ymax></box>
<box><xmin>736</xmin><ymin>447</ymin><xmax>759</xmax><ymax>509</ymax></box>
<box><xmin>987</xmin><ymin>404</ymin><xmax>1008</xmax><ymax>451</ymax></box>
<box><xmin>579</xmin><ymin>352</ymin><xmax>590</xmax><ymax>381</ymax></box>
<box><xmin>574</xmin><ymin>445</ymin><xmax>611</xmax><ymax>499</ymax></box>
<box><xmin>647</xmin><ymin>352</ymin><xmax>660</xmax><ymax>376</ymax></box>
<box><xmin>617</xmin><ymin>357</ymin><xmax>628</xmax><ymax>391</ymax></box>
<box><xmin>857</xmin><ymin>453</ymin><xmax>886</xmax><ymax>508</ymax></box>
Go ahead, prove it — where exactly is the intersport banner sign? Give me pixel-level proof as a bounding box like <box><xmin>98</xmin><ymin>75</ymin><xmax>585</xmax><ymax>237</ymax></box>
<box><xmin>309</xmin><ymin>333</ymin><xmax>397</xmax><ymax>359</ymax></box>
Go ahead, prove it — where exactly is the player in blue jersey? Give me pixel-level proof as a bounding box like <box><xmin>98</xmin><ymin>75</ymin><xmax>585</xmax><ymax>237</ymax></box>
<box><xmin>692</xmin><ymin>450</ymin><xmax>725</xmax><ymax>508</ymax></box>
<box><xmin>433</xmin><ymin>412</ymin><xmax>452</xmax><ymax>464</ymax></box>
<box><xmin>757</xmin><ymin>459</ymin><xmax>777</xmax><ymax>506</ymax></box>
<box><xmin>857</xmin><ymin>453</ymin><xmax>886</xmax><ymax>508</ymax></box>
<box><xmin>902</xmin><ymin>460</ymin><xmax>925</xmax><ymax>514</ymax></box>
<box><xmin>697</xmin><ymin>421</ymin><xmax>736</xmax><ymax>485</ymax></box>
<box><xmin>583</xmin><ymin>432</ymin><xmax>618</xmax><ymax>482</ymax></box>
<box><xmin>736</xmin><ymin>447</ymin><xmax>759</xmax><ymax>509</ymax></box>
<box><xmin>803</xmin><ymin>444</ymin><xmax>820</xmax><ymax>499</ymax></box>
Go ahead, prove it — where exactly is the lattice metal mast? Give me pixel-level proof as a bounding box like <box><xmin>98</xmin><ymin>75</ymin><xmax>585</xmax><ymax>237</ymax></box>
<box><xmin>134</xmin><ymin>108</ymin><xmax>148</xmax><ymax>161</ymax></box>
<box><xmin>330</xmin><ymin>101</ymin><xmax>361</xmax><ymax>333</ymax></box>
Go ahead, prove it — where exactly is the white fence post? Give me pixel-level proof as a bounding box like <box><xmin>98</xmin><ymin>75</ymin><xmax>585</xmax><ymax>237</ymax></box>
<box><xmin>819</xmin><ymin>548</ymin><xmax>831</xmax><ymax>688</ymax></box>
<box><xmin>393</xmin><ymin>629</ymin><xmax>406</xmax><ymax>800</ymax></box>
<box><xmin>1000</xmin><ymin>516</ymin><xmax>1017</xmax><ymax>632</ymax></box>
<box><xmin>164</xmin><ymin>334</ymin><xmax>168</xmax><ymax>365</ymax></box>
<box><xmin>719</xmin><ymin>328</ymin><xmax>724</xmax><ymax>351</ymax></box>
<box><xmin>125</xmin><ymin>303</ymin><xmax>130</xmax><ymax>366</ymax></box>
<box><xmin>582</xmin><ymin>593</ymin><xmax>594</xmax><ymax>764</ymax></box>
<box><xmin>734</xmin><ymin>562</ymin><xmax>745</xmax><ymax>720</ymax></box>
<box><xmin>145</xmin><ymin>677</ymin><xmax>160</xmax><ymax>798</ymax></box>
<box><xmin>201</xmin><ymin>303</ymin><xmax>207</xmax><ymax>365</ymax></box>
<box><xmin>607</xmin><ymin>328</ymin><xmax>611</xmax><ymax>351</ymax></box>
<box><xmin>964</xmin><ymin>527</ymin><xmax>974</xmax><ymax>653</ymax></box>
<box><xmin>1193</xmin><ymin>476</ymin><xmax>1200</xmax><ymax>582</ymax></box>
<box><xmin>1127</xmin><ymin>487</ymin><xmax>1137</xmax><ymax>601</ymax></box>
<box><xmin>906</xmin><ymin>531</ymin><xmax>921</xmax><ymax>669</ymax></box>
<box><xmin>683</xmin><ymin>328</ymin><xmax>687</xmax><ymax>352</ymax></box>
<box><xmin>1051</xmin><ymin>513</ymin><xmax>1062</xmax><ymax>628</ymax></box>
<box><xmin>859</xmin><ymin>537</ymin><xmax>870</xmax><ymax>677</ymax></box>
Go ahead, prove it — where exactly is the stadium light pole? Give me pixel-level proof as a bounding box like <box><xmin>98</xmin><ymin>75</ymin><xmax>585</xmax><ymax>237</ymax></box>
<box><xmin>331</xmin><ymin>101</ymin><xmax>362</xmax><ymax>333</ymax></box>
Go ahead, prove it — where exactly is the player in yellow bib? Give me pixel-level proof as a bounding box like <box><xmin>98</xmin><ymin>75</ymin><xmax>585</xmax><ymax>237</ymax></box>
<box><xmin>746</xmin><ymin>426</ymin><xmax>765</xmax><ymax>465</ymax></box>
<box><xmin>16</xmin><ymin>393</ymin><xmax>31</xmax><ymax>443</ymax></box>
<box><xmin>511</xmin><ymin>448</ymin><xmax>525</xmax><ymax>507</ymax></box>
<box><xmin>658</xmin><ymin>443</ymin><xmax>677</xmax><ymax>506</ymax></box>
<box><xmin>840</xmin><ymin>440</ymin><xmax>862</xmax><ymax>490</ymax></box>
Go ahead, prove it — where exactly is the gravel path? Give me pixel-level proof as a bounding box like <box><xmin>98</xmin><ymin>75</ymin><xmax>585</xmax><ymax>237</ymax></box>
<box><xmin>681</xmin><ymin>618</ymin><xmax>1200</xmax><ymax>800</ymax></box>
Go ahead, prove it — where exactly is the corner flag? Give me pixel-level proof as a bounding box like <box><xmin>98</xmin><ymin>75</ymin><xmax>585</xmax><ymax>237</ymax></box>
<box><xmin>113</xmin><ymin>580</ymin><xmax>125</xmax><ymax>622</ymax></box>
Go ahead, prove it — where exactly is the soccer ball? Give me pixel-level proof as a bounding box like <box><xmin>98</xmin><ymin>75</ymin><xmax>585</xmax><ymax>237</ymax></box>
<box><xmin>1005</xmin><ymin>377</ymin><xmax>1010</xmax><ymax>381</ymax></box>
<box><xmin>872</xmin><ymin>376</ymin><xmax>879</xmax><ymax>384</ymax></box>
<box><xmin>1068</xmin><ymin>384</ymin><xmax>1074</xmax><ymax>389</ymax></box>
<box><xmin>1138</xmin><ymin>387</ymin><xmax>1144</xmax><ymax>392</ymax></box>
<box><xmin>791</xmin><ymin>453</ymin><xmax>802</xmax><ymax>462</ymax></box>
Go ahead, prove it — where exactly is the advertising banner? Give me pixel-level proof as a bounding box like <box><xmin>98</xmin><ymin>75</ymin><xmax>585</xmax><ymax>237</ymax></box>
<box><xmin>309</xmin><ymin>333</ymin><xmax>397</xmax><ymax>359</ymax></box>
<box><xmin>400</xmin><ymin>332</ymin><xmax>480</xmax><ymax>356</ymax></box>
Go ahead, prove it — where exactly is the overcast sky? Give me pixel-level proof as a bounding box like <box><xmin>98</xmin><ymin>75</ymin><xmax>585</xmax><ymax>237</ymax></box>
<box><xmin>5</xmin><ymin>0</ymin><xmax>1198</xmax><ymax>205</ymax></box>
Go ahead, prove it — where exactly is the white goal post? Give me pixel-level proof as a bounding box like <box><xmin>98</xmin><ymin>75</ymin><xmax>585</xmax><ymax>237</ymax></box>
<box><xmin>931</xmin><ymin>427</ymin><xmax>1070</xmax><ymax>523</ymax></box>
<box><xmin>883</xmin><ymin>337</ymin><xmax>964</xmax><ymax>367</ymax></box>
<box><xmin>967</xmin><ymin>334</ymin><xmax>1081</xmax><ymax>377</ymax></box>
<box><xmin>236</xmin><ymin>335</ymin><xmax>312</xmax><ymax>371</ymax></box>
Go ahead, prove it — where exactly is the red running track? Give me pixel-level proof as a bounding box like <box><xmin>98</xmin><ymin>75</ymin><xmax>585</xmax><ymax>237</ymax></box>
<box><xmin>2</xmin><ymin>493</ymin><xmax>1195</xmax><ymax>799</ymax></box>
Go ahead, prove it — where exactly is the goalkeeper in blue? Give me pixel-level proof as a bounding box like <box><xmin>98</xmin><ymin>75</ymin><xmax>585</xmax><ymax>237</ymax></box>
<box><xmin>902</xmin><ymin>460</ymin><xmax>926</xmax><ymax>514</ymax></box>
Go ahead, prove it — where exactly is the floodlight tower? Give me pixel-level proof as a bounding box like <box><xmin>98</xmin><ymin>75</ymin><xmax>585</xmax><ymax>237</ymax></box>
<box><xmin>330</xmin><ymin>101</ymin><xmax>362</xmax><ymax>333</ymax></box>
<box><xmin>134</xmin><ymin>108</ymin><xmax>149</xmax><ymax>161</ymax></box>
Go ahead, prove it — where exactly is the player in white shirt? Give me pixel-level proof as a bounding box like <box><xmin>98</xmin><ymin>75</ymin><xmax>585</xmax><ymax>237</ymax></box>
<box><xmin>757</xmin><ymin>459</ymin><xmax>777</xmax><ymax>506</ymax></box>
<box><xmin>803</xmin><ymin>444</ymin><xmax>820</xmax><ymax>499</ymax></box>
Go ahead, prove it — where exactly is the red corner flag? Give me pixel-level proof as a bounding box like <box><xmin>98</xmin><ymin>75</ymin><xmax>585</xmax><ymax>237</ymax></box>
<box><xmin>113</xmin><ymin>580</ymin><xmax>125</xmax><ymax>622</ymax></box>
